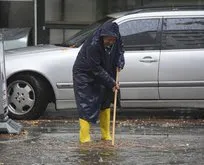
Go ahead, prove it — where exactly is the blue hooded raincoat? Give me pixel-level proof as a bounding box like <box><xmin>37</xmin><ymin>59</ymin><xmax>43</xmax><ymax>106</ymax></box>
<box><xmin>72</xmin><ymin>21</ymin><xmax>125</xmax><ymax>123</ymax></box>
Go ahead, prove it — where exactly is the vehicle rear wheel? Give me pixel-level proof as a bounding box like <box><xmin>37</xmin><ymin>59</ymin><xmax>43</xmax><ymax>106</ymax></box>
<box><xmin>7</xmin><ymin>74</ymin><xmax>48</xmax><ymax>120</ymax></box>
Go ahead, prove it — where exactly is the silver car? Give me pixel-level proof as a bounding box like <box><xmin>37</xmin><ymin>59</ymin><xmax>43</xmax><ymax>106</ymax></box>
<box><xmin>2</xmin><ymin>28</ymin><xmax>31</xmax><ymax>50</ymax></box>
<box><xmin>5</xmin><ymin>9</ymin><xmax>204</xmax><ymax>119</ymax></box>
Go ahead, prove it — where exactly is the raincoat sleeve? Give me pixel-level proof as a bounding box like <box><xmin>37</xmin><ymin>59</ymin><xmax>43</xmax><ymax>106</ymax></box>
<box><xmin>86</xmin><ymin>45</ymin><xmax>115</xmax><ymax>89</ymax></box>
<box><xmin>117</xmin><ymin>32</ymin><xmax>125</xmax><ymax>69</ymax></box>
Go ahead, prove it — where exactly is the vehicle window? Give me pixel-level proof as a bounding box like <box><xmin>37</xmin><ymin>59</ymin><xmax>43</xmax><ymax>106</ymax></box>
<box><xmin>162</xmin><ymin>18</ymin><xmax>204</xmax><ymax>49</ymax></box>
<box><xmin>119</xmin><ymin>19</ymin><xmax>160</xmax><ymax>50</ymax></box>
<box><xmin>63</xmin><ymin>17</ymin><xmax>115</xmax><ymax>47</ymax></box>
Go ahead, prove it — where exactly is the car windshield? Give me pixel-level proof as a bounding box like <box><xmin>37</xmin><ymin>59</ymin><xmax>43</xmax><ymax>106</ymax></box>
<box><xmin>63</xmin><ymin>17</ymin><xmax>115</xmax><ymax>47</ymax></box>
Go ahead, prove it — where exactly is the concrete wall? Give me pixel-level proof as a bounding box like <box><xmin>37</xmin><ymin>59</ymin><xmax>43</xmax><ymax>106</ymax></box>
<box><xmin>49</xmin><ymin>29</ymin><xmax>80</xmax><ymax>44</ymax></box>
<box><xmin>64</xmin><ymin>0</ymin><xmax>96</xmax><ymax>24</ymax></box>
<box><xmin>45</xmin><ymin>0</ymin><xmax>104</xmax><ymax>44</ymax></box>
<box><xmin>45</xmin><ymin>0</ymin><xmax>103</xmax><ymax>24</ymax></box>
<box><xmin>45</xmin><ymin>0</ymin><xmax>61</xmax><ymax>22</ymax></box>
<box><xmin>6</xmin><ymin>2</ymin><xmax>33</xmax><ymax>28</ymax></box>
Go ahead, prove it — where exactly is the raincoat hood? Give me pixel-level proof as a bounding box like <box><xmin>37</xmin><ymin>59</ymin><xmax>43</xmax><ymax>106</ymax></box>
<box><xmin>100</xmin><ymin>22</ymin><xmax>118</xmax><ymax>38</ymax></box>
<box><xmin>91</xmin><ymin>22</ymin><xmax>119</xmax><ymax>45</ymax></box>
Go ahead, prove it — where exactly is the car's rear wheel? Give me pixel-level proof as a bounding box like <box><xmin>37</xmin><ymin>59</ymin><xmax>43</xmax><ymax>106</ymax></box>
<box><xmin>7</xmin><ymin>74</ymin><xmax>48</xmax><ymax>120</ymax></box>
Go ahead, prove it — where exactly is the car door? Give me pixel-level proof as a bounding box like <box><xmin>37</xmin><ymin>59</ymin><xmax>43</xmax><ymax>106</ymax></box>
<box><xmin>159</xmin><ymin>16</ymin><xmax>204</xmax><ymax>99</ymax></box>
<box><xmin>117</xmin><ymin>17</ymin><xmax>162</xmax><ymax>104</ymax></box>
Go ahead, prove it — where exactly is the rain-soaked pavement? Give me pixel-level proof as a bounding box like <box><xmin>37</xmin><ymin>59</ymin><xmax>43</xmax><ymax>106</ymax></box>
<box><xmin>0</xmin><ymin>106</ymin><xmax>204</xmax><ymax>165</ymax></box>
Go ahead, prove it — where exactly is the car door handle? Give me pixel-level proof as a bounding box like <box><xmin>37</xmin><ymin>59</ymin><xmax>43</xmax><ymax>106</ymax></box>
<box><xmin>139</xmin><ymin>56</ymin><xmax>157</xmax><ymax>63</ymax></box>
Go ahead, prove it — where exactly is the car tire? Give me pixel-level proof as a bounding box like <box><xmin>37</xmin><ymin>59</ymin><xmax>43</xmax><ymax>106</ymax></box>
<box><xmin>7</xmin><ymin>74</ymin><xmax>49</xmax><ymax>120</ymax></box>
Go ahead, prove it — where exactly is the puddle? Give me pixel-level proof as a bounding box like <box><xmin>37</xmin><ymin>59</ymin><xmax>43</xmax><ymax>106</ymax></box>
<box><xmin>0</xmin><ymin>119</ymin><xmax>203</xmax><ymax>164</ymax></box>
<box><xmin>0</xmin><ymin>129</ymin><xmax>41</xmax><ymax>143</ymax></box>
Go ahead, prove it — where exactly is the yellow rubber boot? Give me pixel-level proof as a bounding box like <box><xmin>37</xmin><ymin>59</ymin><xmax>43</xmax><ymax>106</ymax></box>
<box><xmin>79</xmin><ymin>118</ymin><xmax>91</xmax><ymax>143</ymax></box>
<box><xmin>99</xmin><ymin>108</ymin><xmax>112</xmax><ymax>140</ymax></box>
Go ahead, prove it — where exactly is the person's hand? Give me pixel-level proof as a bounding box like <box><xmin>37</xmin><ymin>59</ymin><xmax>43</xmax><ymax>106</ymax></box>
<box><xmin>112</xmin><ymin>82</ymin><xmax>119</xmax><ymax>92</ymax></box>
<box><xmin>117</xmin><ymin>67</ymin><xmax>122</xmax><ymax>72</ymax></box>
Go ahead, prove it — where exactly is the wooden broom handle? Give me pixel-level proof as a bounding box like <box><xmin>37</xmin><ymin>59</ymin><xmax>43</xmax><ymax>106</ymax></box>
<box><xmin>112</xmin><ymin>68</ymin><xmax>119</xmax><ymax>146</ymax></box>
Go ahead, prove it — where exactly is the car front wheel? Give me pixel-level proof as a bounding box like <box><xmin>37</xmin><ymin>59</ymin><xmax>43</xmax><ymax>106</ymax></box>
<box><xmin>7</xmin><ymin>74</ymin><xmax>48</xmax><ymax>120</ymax></box>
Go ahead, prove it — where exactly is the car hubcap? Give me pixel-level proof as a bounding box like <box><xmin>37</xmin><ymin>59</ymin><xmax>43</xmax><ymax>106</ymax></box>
<box><xmin>7</xmin><ymin>80</ymin><xmax>35</xmax><ymax>115</ymax></box>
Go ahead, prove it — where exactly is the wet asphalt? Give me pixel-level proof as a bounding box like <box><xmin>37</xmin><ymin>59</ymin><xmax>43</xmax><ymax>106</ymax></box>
<box><xmin>0</xmin><ymin>105</ymin><xmax>204</xmax><ymax>165</ymax></box>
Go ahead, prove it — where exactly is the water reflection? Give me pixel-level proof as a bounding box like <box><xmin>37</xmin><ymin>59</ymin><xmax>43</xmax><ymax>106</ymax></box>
<box><xmin>75</xmin><ymin>141</ymin><xmax>118</xmax><ymax>164</ymax></box>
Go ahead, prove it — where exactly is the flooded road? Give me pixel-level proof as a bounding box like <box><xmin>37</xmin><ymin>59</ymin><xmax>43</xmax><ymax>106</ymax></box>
<box><xmin>0</xmin><ymin>118</ymin><xmax>203</xmax><ymax>165</ymax></box>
